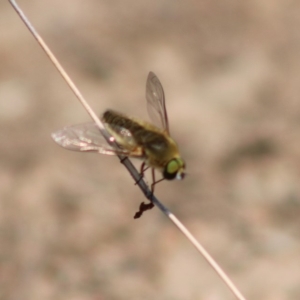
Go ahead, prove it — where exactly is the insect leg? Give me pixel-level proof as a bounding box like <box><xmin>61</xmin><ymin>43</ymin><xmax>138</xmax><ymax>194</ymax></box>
<box><xmin>151</xmin><ymin>176</ymin><xmax>165</xmax><ymax>192</ymax></box>
<box><xmin>134</xmin><ymin>162</ymin><xmax>150</xmax><ymax>185</ymax></box>
<box><xmin>151</xmin><ymin>168</ymin><xmax>156</xmax><ymax>193</ymax></box>
<box><xmin>120</xmin><ymin>156</ymin><xmax>128</xmax><ymax>163</ymax></box>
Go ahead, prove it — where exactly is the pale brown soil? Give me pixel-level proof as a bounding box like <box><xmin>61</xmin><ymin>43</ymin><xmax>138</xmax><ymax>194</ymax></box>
<box><xmin>1</xmin><ymin>1</ymin><xmax>300</xmax><ymax>299</ymax></box>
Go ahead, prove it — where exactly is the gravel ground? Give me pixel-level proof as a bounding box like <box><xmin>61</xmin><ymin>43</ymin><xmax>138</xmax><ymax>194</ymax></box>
<box><xmin>1</xmin><ymin>1</ymin><xmax>300</xmax><ymax>299</ymax></box>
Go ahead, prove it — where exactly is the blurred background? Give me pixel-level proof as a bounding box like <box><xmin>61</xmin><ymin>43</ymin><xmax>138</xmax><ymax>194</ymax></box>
<box><xmin>1</xmin><ymin>0</ymin><xmax>300</xmax><ymax>299</ymax></box>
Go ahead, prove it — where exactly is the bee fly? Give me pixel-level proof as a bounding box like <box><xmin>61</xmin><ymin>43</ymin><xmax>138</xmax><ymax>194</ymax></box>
<box><xmin>52</xmin><ymin>72</ymin><xmax>185</xmax><ymax>218</ymax></box>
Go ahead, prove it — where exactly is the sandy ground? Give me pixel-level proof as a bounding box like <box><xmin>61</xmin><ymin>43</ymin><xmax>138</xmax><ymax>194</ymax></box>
<box><xmin>1</xmin><ymin>1</ymin><xmax>300</xmax><ymax>299</ymax></box>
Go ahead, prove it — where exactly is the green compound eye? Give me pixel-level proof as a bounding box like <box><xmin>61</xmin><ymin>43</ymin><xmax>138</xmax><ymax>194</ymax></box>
<box><xmin>163</xmin><ymin>158</ymin><xmax>185</xmax><ymax>180</ymax></box>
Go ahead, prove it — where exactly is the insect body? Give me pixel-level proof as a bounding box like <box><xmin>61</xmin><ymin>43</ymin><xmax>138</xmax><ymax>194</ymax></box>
<box><xmin>102</xmin><ymin>109</ymin><xmax>185</xmax><ymax>181</ymax></box>
<box><xmin>52</xmin><ymin>72</ymin><xmax>185</xmax><ymax>217</ymax></box>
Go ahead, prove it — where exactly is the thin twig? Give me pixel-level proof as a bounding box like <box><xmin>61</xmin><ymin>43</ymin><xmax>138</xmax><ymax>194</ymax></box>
<box><xmin>8</xmin><ymin>1</ymin><xmax>247</xmax><ymax>300</ymax></box>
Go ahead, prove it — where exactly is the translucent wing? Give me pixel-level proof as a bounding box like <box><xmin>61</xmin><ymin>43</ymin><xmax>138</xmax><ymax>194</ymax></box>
<box><xmin>51</xmin><ymin>122</ymin><xmax>134</xmax><ymax>156</ymax></box>
<box><xmin>146</xmin><ymin>72</ymin><xmax>169</xmax><ymax>134</ymax></box>
<box><xmin>104</xmin><ymin>122</ymin><xmax>139</xmax><ymax>149</ymax></box>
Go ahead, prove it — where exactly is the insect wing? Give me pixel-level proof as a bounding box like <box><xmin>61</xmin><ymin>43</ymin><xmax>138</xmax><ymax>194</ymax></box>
<box><xmin>146</xmin><ymin>72</ymin><xmax>169</xmax><ymax>134</ymax></box>
<box><xmin>52</xmin><ymin>123</ymin><xmax>129</xmax><ymax>155</ymax></box>
<box><xmin>104</xmin><ymin>122</ymin><xmax>138</xmax><ymax>149</ymax></box>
